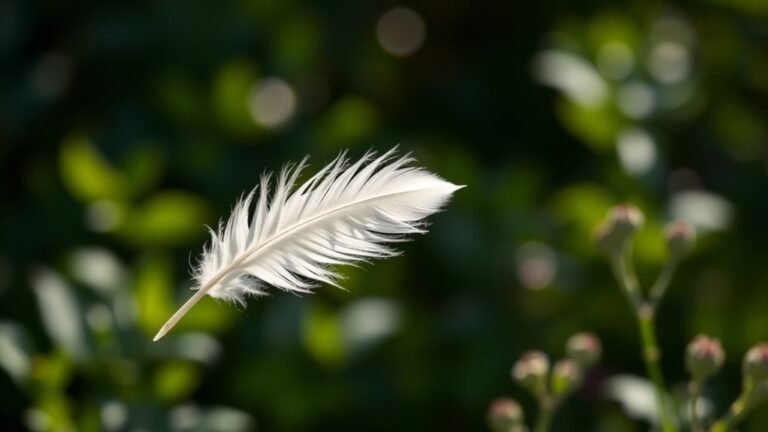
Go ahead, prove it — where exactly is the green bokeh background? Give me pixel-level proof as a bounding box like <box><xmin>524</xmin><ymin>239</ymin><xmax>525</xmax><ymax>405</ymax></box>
<box><xmin>1</xmin><ymin>0</ymin><xmax>768</xmax><ymax>431</ymax></box>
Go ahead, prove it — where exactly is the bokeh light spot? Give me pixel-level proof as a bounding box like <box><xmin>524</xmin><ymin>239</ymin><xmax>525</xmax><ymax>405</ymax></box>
<box><xmin>534</xmin><ymin>51</ymin><xmax>608</xmax><ymax>107</ymax></box>
<box><xmin>32</xmin><ymin>51</ymin><xmax>73</xmax><ymax>100</ymax></box>
<box><xmin>616</xmin><ymin>128</ymin><xmax>657</xmax><ymax>176</ymax></box>
<box><xmin>86</xmin><ymin>304</ymin><xmax>113</xmax><ymax>333</ymax></box>
<box><xmin>617</xmin><ymin>81</ymin><xmax>655</xmax><ymax>118</ymax></box>
<box><xmin>376</xmin><ymin>7</ymin><xmax>426</xmax><ymax>57</ymax></box>
<box><xmin>70</xmin><ymin>248</ymin><xmax>125</xmax><ymax>290</ymax></box>
<box><xmin>670</xmin><ymin>191</ymin><xmax>734</xmax><ymax>232</ymax></box>
<box><xmin>101</xmin><ymin>401</ymin><xmax>127</xmax><ymax>431</ymax></box>
<box><xmin>248</xmin><ymin>77</ymin><xmax>297</xmax><ymax>128</ymax></box>
<box><xmin>597</xmin><ymin>42</ymin><xmax>635</xmax><ymax>80</ymax></box>
<box><xmin>649</xmin><ymin>42</ymin><xmax>691</xmax><ymax>84</ymax></box>
<box><xmin>516</xmin><ymin>242</ymin><xmax>557</xmax><ymax>290</ymax></box>
<box><xmin>85</xmin><ymin>200</ymin><xmax>123</xmax><ymax>232</ymax></box>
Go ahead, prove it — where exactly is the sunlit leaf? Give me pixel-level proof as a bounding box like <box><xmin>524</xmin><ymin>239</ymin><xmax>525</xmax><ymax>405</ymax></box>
<box><xmin>0</xmin><ymin>322</ymin><xmax>33</xmax><ymax>384</ymax></box>
<box><xmin>557</xmin><ymin>99</ymin><xmax>623</xmax><ymax>152</ymax></box>
<box><xmin>30</xmin><ymin>268</ymin><xmax>89</xmax><ymax>362</ymax></box>
<box><xmin>633</xmin><ymin>220</ymin><xmax>667</xmax><ymax>264</ymax></box>
<box><xmin>34</xmin><ymin>395</ymin><xmax>77</xmax><ymax>432</ymax></box>
<box><xmin>551</xmin><ymin>183</ymin><xmax>615</xmax><ymax>254</ymax></box>
<box><xmin>604</xmin><ymin>374</ymin><xmax>676</xmax><ymax>426</ymax></box>
<box><xmin>176</xmin><ymin>298</ymin><xmax>238</xmax><ymax>335</ymax></box>
<box><xmin>212</xmin><ymin>60</ymin><xmax>262</xmax><ymax>137</ymax></box>
<box><xmin>302</xmin><ymin>303</ymin><xmax>344</xmax><ymax>367</ymax></box>
<box><xmin>32</xmin><ymin>351</ymin><xmax>73</xmax><ymax>392</ymax></box>
<box><xmin>68</xmin><ymin>247</ymin><xmax>126</xmax><ymax>295</ymax></box>
<box><xmin>153</xmin><ymin>361</ymin><xmax>201</xmax><ymax>403</ymax></box>
<box><xmin>119</xmin><ymin>191</ymin><xmax>209</xmax><ymax>246</ymax></box>
<box><xmin>59</xmin><ymin>134</ymin><xmax>125</xmax><ymax>202</ymax></box>
<box><xmin>587</xmin><ymin>12</ymin><xmax>640</xmax><ymax>54</ymax></box>
<box><xmin>134</xmin><ymin>254</ymin><xmax>175</xmax><ymax>337</ymax></box>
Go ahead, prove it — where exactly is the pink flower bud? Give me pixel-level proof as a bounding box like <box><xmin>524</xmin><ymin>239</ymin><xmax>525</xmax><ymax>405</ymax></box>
<box><xmin>664</xmin><ymin>220</ymin><xmax>696</xmax><ymax>259</ymax></box>
<box><xmin>512</xmin><ymin>350</ymin><xmax>549</xmax><ymax>394</ymax></box>
<box><xmin>551</xmin><ymin>358</ymin><xmax>583</xmax><ymax>397</ymax></box>
<box><xmin>744</xmin><ymin>342</ymin><xmax>768</xmax><ymax>382</ymax></box>
<box><xmin>686</xmin><ymin>335</ymin><xmax>724</xmax><ymax>381</ymax></box>
<box><xmin>487</xmin><ymin>398</ymin><xmax>524</xmax><ymax>432</ymax></box>
<box><xmin>595</xmin><ymin>204</ymin><xmax>644</xmax><ymax>254</ymax></box>
<box><xmin>608</xmin><ymin>204</ymin><xmax>645</xmax><ymax>236</ymax></box>
<box><xmin>566</xmin><ymin>332</ymin><xmax>602</xmax><ymax>368</ymax></box>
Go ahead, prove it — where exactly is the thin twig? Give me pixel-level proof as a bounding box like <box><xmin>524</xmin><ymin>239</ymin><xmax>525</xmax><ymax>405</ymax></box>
<box><xmin>688</xmin><ymin>380</ymin><xmax>704</xmax><ymax>432</ymax></box>
<box><xmin>648</xmin><ymin>258</ymin><xmax>679</xmax><ymax>309</ymax></box>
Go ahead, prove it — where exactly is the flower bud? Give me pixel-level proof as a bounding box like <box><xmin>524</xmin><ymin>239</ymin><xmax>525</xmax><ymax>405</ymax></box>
<box><xmin>664</xmin><ymin>220</ymin><xmax>696</xmax><ymax>259</ymax></box>
<box><xmin>595</xmin><ymin>204</ymin><xmax>644</xmax><ymax>254</ymax></box>
<box><xmin>566</xmin><ymin>332</ymin><xmax>602</xmax><ymax>368</ymax></box>
<box><xmin>487</xmin><ymin>398</ymin><xmax>524</xmax><ymax>432</ymax></box>
<box><xmin>608</xmin><ymin>204</ymin><xmax>645</xmax><ymax>236</ymax></box>
<box><xmin>744</xmin><ymin>342</ymin><xmax>768</xmax><ymax>383</ymax></box>
<box><xmin>512</xmin><ymin>350</ymin><xmax>549</xmax><ymax>395</ymax></box>
<box><xmin>551</xmin><ymin>359</ymin><xmax>583</xmax><ymax>397</ymax></box>
<box><xmin>686</xmin><ymin>335</ymin><xmax>724</xmax><ymax>381</ymax></box>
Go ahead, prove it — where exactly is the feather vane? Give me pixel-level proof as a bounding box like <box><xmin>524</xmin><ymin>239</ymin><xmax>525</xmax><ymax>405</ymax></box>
<box><xmin>153</xmin><ymin>148</ymin><xmax>462</xmax><ymax>341</ymax></box>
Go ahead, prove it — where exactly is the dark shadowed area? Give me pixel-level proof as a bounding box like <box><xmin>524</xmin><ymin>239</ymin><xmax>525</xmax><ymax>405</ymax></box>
<box><xmin>1</xmin><ymin>0</ymin><xmax>768</xmax><ymax>431</ymax></box>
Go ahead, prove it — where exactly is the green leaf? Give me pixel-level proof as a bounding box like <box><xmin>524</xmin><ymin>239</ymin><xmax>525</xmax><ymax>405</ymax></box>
<box><xmin>134</xmin><ymin>254</ymin><xmax>175</xmax><ymax>337</ymax></box>
<box><xmin>119</xmin><ymin>191</ymin><xmax>209</xmax><ymax>246</ymax></box>
<box><xmin>59</xmin><ymin>134</ymin><xmax>125</xmax><ymax>202</ymax></box>
<box><xmin>551</xmin><ymin>183</ymin><xmax>615</xmax><ymax>255</ymax></box>
<box><xmin>153</xmin><ymin>361</ymin><xmax>201</xmax><ymax>403</ymax></box>
<box><xmin>557</xmin><ymin>99</ymin><xmax>623</xmax><ymax>152</ymax></box>
<box><xmin>302</xmin><ymin>303</ymin><xmax>344</xmax><ymax>367</ymax></box>
<box><xmin>175</xmin><ymin>296</ymin><xmax>238</xmax><ymax>335</ymax></box>
<box><xmin>31</xmin><ymin>268</ymin><xmax>90</xmax><ymax>362</ymax></box>
<box><xmin>0</xmin><ymin>322</ymin><xmax>33</xmax><ymax>384</ymax></box>
<box><xmin>212</xmin><ymin>60</ymin><xmax>262</xmax><ymax>137</ymax></box>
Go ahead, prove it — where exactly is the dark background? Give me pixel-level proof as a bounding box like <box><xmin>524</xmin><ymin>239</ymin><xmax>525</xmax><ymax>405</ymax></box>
<box><xmin>1</xmin><ymin>0</ymin><xmax>768</xmax><ymax>430</ymax></box>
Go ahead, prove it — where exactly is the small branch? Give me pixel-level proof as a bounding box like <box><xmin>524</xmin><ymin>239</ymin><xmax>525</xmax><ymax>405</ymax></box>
<box><xmin>688</xmin><ymin>381</ymin><xmax>704</xmax><ymax>432</ymax></box>
<box><xmin>636</xmin><ymin>307</ymin><xmax>677</xmax><ymax>432</ymax></box>
<box><xmin>609</xmin><ymin>245</ymin><xmax>643</xmax><ymax>310</ymax></box>
<box><xmin>711</xmin><ymin>380</ymin><xmax>757</xmax><ymax>432</ymax></box>
<box><xmin>648</xmin><ymin>258</ymin><xmax>679</xmax><ymax>309</ymax></box>
<box><xmin>534</xmin><ymin>397</ymin><xmax>555</xmax><ymax>432</ymax></box>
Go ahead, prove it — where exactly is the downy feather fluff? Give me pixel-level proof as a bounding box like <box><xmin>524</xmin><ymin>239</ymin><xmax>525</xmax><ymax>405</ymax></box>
<box><xmin>154</xmin><ymin>148</ymin><xmax>462</xmax><ymax>341</ymax></box>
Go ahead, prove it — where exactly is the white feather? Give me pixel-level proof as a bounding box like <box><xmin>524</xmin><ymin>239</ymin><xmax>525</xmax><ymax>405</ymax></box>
<box><xmin>154</xmin><ymin>148</ymin><xmax>462</xmax><ymax>341</ymax></box>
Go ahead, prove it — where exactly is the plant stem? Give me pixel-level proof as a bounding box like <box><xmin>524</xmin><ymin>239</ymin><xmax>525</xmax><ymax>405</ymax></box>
<box><xmin>648</xmin><ymin>258</ymin><xmax>678</xmax><ymax>309</ymax></box>
<box><xmin>711</xmin><ymin>380</ymin><xmax>756</xmax><ymax>432</ymax></box>
<box><xmin>609</xmin><ymin>243</ymin><xmax>678</xmax><ymax>432</ymax></box>
<box><xmin>637</xmin><ymin>306</ymin><xmax>676</xmax><ymax>432</ymax></box>
<box><xmin>534</xmin><ymin>397</ymin><xmax>555</xmax><ymax>432</ymax></box>
<box><xmin>609</xmin><ymin>246</ymin><xmax>642</xmax><ymax>310</ymax></box>
<box><xmin>688</xmin><ymin>381</ymin><xmax>704</xmax><ymax>432</ymax></box>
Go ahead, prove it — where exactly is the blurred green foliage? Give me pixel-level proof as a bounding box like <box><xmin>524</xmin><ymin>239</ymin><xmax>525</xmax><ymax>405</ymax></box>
<box><xmin>1</xmin><ymin>0</ymin><xmax>768</xmax><ymax>431</ymax></box>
